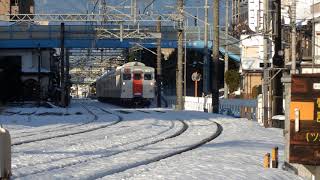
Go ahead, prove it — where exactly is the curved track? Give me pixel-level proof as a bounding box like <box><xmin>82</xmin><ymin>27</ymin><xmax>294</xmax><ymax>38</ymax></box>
<box><xmin>12</xmin><ymin>105</ymin><xmax>122</xmax><ymax>146</ymax></box>
<box><xmin>10</xmin><ymin>101</ymin><xmax>224</xmax><ymax>179</ymax></box>
<box><xmin>14</xmin><ymin>119</ymin><xmax>186</xmax><ymax>178</ymax></box>
<box><xmin>12</xmin><ymin>104</ymin><xmax>99</xmax><ymax>139</ymax></box>
<box><xmin>97</xmin><ymin>122</ymin><xmax>222</xmax><ymax>179</ymax></box>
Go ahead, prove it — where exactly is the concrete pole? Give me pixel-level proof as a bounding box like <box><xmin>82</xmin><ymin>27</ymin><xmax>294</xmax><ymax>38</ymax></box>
<box><xmin>203</xmin><ymin>0</ymin><xmax>210</xmax><ymax>94</ymax></box>
<box><xmin>184</xmin><ymin>30</ymin><xmax>187</xmax><ymax>97</ymax></box>
<box><xmin>312</xmin><ymin>1</ymin><xmax>315</xmax><ymax>73</ymax></box>
<box><xmin>131</xmin><ymin>0</ymin><xmax>137</xmax><ymax>23</ymax></box>
<box><xmin>212</xmin><ymin>0</ymin><xmax>220</xmax><ymax>113</ymax></box>
<box><xmin>156</xmin><ymin>16</ymin><xmax>162</xmax><ymax>107</ymax></box>
<box><xmin>263</xmin><ymin>0</ymin><xmax>270</xmax><ymax>127</ymax></box>
<box><xmin>65</xmin><ymin>49</ymin><xmax>70</xmax><ymax>106</ymax></box>
<box><xmin>272</xmin><ymin>0</ymin><xmax>283</xmax><ymax>117</ymax></box>
<box><xmin>176</xmin><ymin>0</ymin><xmax>184</xmax><ymax>110</ymax></box>
<box><xmin>60</xmin><ymin>23</ymin><xmax>66</xmax><ymax>107</ymax></box>
<box><xmin>38</xmin><ymin>48</ymin><xmax>42</xmax><ymax>106</ymax></box>
<box><xmin>224</xmin><ymin>0</ymin><xmax>229</xmax><ymax>99</ymax></box>
<box><xmin>291</xmin><ymin>0</ymin><xmax>296</xmax><ymax>74</ymax></box>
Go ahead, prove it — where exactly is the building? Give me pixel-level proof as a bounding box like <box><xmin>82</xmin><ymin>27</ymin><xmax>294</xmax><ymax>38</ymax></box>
<box><xmin>0</xmin><ymin>0</ymin><xmax>35</xmax><ymax>20</ymax></box>
<box><xmin>231</xmin><ymin>0</ymin><xmax>248</xmax><ymax>25</ymax></box>
<box><xmin>0</xmin><ymin>48</ymin><xmax>61</xmax><ymax>103</ymax></box>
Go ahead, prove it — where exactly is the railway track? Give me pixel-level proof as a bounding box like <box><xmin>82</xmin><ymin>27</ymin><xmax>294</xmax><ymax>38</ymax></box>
<box><xmin>11</xmin><ymin>105</ymin><xmax>99</xmax><ymax>139</ymax></box>
<box><xmin>12</xmin><ymin>105</ymin><xmax>122</xmax><ymax>146</ymax></box>
<box><xmin>14</xmin><ymin>119</ymin><xmax>186</xmax><ymax>179</ymax></box>
<box><xmin>12</xmin><ymin>106</ymin><xmax>171</xmax><ymax>172</ymax></box>
<box><xmin>12</xmin><ymin>102</ymin><xmax>224</xmax><ymax>179</ymax></box>
<box><xmin>12</xmin><ymin>119</ymin><xmax>175</xmax><ymax>173</ymax></box>
<box><xmin>95</xmin><ymin>122</ymin><xmax>223</xmax><ymax>179</ymax></box>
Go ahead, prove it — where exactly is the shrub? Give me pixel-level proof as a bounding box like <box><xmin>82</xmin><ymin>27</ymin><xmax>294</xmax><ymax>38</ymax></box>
<box><xmin>225</xmin><ymin>70</ymin><xmax>240</xmax><ymax>93</ymax></box>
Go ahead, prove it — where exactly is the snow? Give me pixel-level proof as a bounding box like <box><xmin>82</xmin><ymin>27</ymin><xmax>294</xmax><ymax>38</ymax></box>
<box><xmin>272</xmin><ymin>115</ymin><xmax>285</xmax><ymax>121</ymax></box>
<box><xmin>0</xmin><ymin>100</ymin><xmax>302</xmax><ymax>179</ymax></box>
<box><xmin>0</xmin><ymin>127</ymin><xmax>5</xmax><ymax>133</ymax></box>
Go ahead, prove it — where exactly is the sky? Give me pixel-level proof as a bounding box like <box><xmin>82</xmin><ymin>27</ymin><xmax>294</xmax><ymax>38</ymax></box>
<box><xmin>34</xmin><ymin>0</ymin><xmax>227</xmax><ymax>25</ymax></box>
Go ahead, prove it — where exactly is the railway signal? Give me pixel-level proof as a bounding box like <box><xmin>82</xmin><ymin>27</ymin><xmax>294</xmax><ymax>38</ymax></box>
<box><xmin>192</xmin><ymin>72</ymin><xmax>201</xmax><ymax>97</ymax></box>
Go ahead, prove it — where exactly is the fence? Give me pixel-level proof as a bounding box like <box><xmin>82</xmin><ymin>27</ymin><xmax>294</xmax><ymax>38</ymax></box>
<box><xmin>164</xmin><ymin>96</ymin><xmax>258</xmax><ymax>121</ymax></box>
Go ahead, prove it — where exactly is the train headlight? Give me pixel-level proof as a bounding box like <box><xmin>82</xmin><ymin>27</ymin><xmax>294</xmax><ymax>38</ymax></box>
<box><xmin>123</xmin><ymin>82</ymin><xmax>126</xmax><ymax>85</ymax></box>
<box><xmin>150</xmin><ymin>82</ymin><xmax>154</xmax><ymax>86</ymax></box>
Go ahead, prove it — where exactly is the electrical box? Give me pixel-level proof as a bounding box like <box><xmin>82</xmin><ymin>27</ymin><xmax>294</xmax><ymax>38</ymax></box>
<box><xmin>0</xmin><ymin>127</ymin><xmax>11</xmax><ymax>179</ymax></box>
<box><xmin>289</xmin><ymin>74</ymin><xmax>320</xmax><ymax>165</ymax></box>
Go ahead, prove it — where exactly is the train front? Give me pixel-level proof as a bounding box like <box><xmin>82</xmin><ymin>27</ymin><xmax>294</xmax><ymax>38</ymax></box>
<box><xmin>121</xmin><ymin>63</ymin><xmax>155</xmax><ymax>106</ymax></box>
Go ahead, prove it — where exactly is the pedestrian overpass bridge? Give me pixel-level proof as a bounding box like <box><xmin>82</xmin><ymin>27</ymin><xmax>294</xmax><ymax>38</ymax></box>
<box><xmin>0</xmin><ymin>23</ymin><xmax>240</xmax><ymax>62</ymax></box>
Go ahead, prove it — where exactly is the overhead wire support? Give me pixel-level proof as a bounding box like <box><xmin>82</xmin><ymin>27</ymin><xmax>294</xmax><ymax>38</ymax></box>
<box><xmin>291</xmin><ymin>0</ymin><xmax>297</xmax><ymax>74</ymax></box>
<box><xmin>224</xmin><ymin>0</ymin><xmax>229</xmax><ymax>99</ymax></box>
<box><xmin>203</xmin><ymin>0</ymin><xmax>210</xmax><ymax>95</ymax></box>
<box><xmin>176</xmin><ymin>0</ymin><xmax>184</xmax><ymax>111</ymax></box>
<box><xmin>212</xmin><ymin>0</ymin><xmax>220</xmax><ymax>113</ymax></box>
<box><xmin>263</xmin><ymin>0</ymin><xmax>270</xmax><ymax>127</ymax></box>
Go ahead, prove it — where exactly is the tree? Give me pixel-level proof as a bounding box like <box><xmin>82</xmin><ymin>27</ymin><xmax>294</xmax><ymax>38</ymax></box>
<box><xmin>225</xmin><ymin>70</ymin><xmax>240</xmax><ymax>93</ymax></box>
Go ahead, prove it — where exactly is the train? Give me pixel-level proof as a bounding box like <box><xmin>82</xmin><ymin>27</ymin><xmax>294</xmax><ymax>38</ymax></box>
<box><xmin>96</xmin><ymin>62</ymin><xmax>155</xmax><ymax>106</ymax></box>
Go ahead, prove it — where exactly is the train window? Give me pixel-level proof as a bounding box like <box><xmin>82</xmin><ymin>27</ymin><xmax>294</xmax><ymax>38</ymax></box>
<box><xmin>144</xmin><ymin>74</ymin><xmax>152</xmax><ymax>80</ymax></box>
<box><xmin>134</xmin><ymin>73</ymin><xmax>141</xmax><ymax>80</ymax></box>
<box><xmin>123</xmin><ymin>74</ymin><xmax>131</xmax><ymax>80</ymax></box>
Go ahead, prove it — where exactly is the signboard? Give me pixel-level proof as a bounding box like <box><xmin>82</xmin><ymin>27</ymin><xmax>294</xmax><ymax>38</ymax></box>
<box><xmin>289</xmin><ymin>74</ymin><xmax>320</xmax><ymax>165</ymax></box>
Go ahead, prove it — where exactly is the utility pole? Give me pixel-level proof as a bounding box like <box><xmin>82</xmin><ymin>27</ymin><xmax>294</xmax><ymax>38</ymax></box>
<box><xmin>38</xmin><ymin>47</ymin><xmax>41</xmax><ymax>106</ymax></box>
<box><xmin>203</xmin><ymin>0</ymin><xmax>209</xmax><ymax>95</ymax></box>
<box><xmin>65</xmin><ymin>49</ymin><xmax>70</xmax><ymax>106</ymax></box>
<box><xmin>176</xmin><ymin>0</ymin><xmax>184</xmax><ymax>111</ymax></box>
<box><xmin>156</xmin><ymin>16</ymin><xmax>162</xmax><ymax>107</ymax></box>
<box><xmin>272</xmin><ymin>0</ymin><xmax>283</xmax><ymax>117</ymax></box>
<box><xmin>131</xmin><ymin>0</ymin><xmax>137</xmax><ymax>23</ymax></box>
<box><xmin>212</xmin><ymin>0</ymin><xmax>220</xmax><ymax>113</ymax></box>
<box><xmin>224</xmin><ymin>0</ymin><xmax>229</xmax><ymax>99</ymax></box>
<box><xmin>263</xmin><ymin>0</ymin><xmax>270</xmax><ymax>127</ymax></box>
<box><xmin>60</xmin><ymin>22</ymin><xmax>66</xmax><ymax>107</ymax></box>
<box><xmin>291</xmin><ymin>0</ymin><xmax>296</xmax><ymax>74</ymax></box>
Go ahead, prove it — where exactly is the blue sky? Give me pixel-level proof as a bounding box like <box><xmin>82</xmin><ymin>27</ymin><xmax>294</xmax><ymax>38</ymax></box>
<box><xmin>35</xmin><ymin>0</ymin><xmax>227</xmax><ymax>25</ymax></box>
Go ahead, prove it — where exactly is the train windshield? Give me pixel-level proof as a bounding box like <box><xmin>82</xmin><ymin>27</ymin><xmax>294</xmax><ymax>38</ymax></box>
<box><xmin>144</xmin><ymin>74</ymin><xmax>152</xmax><ymax>80</ymax></box>
<box><xmin>133</xmin><ymin>73</ymin><xmax>141</xmax><ymax>80</ymax></box>
<box><xmin>123</xmin><ymin>74</ymin><xmax>131</xmax><ymax>80</ymax></box>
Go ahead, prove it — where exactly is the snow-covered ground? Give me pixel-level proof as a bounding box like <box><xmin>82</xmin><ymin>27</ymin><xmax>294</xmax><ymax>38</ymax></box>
<box><xmin>0</xmin><ymin>100</ymin><xmax>301</xmax><ymax>180</ymax></box>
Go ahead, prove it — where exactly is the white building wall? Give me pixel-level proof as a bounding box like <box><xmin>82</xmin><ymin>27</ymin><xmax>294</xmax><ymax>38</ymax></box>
<box><xmin>240</xmin><ymin>35</ymin><xmax>273</xmax><ymax>71</ymax></box>
<box><xmin>0</xmin><ymin>49</ymin><xmax>51</xmax><ymax>73</ymax></box>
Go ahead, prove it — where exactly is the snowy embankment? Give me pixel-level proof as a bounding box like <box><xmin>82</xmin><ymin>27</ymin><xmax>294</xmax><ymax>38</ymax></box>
<box><xmin>0</xmin><ymin>100</ymin><xmax>301</xmax><ymax>180</ymax></box>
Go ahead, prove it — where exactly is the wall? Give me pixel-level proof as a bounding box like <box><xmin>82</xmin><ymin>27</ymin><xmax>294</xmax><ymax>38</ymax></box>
<box><xmin>0</xmin><ymin>49</ymin><xmax>51</xmax><ymax>72</ymax></box>
<box><xmin>0</xmin><ymin>0</ymin><xmax>10</xmax><ymax>20</ymax></box>
<box><xmin>240</xmin><ymin>34</ymin><xmax>273</xmax><ymax>71</ymax></box>
<box><xmin>242</xmin><ymin>72</ymin><xmax>262</xmax><ymax>99</ymax></box>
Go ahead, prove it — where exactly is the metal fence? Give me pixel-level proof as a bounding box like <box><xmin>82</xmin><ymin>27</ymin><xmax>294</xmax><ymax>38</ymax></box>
<box><xmin>164</xmin><ymin>96</ymin><xmax>258</xmax><ymax>120</ymax></box>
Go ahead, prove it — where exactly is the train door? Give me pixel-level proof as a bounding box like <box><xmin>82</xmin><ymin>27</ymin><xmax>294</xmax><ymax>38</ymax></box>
<box><xmin>133</xmin><ymin>72</ymin><xmax>143</xmax><ymax>97</ymax></box>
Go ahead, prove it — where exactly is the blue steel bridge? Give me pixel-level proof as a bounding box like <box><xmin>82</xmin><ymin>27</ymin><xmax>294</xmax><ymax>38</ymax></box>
<box><xmin>0</xmin><ymin>23</ymin><xmax>240</xmax><ymax>62</ymax></box>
